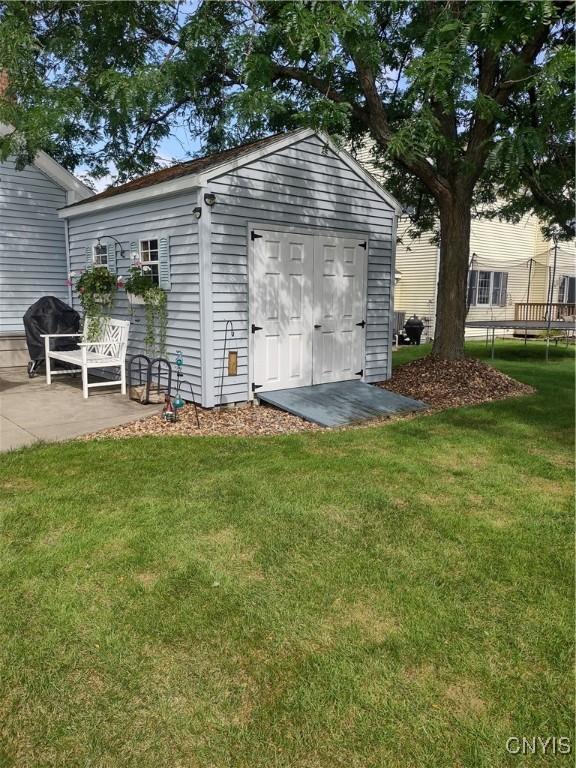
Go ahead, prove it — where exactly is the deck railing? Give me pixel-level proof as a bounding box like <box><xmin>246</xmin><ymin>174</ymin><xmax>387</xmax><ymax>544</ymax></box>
<box><xmin>514</xmin><ymin>302</ymin><xmax>576</xmax><ymax>322</ymax></box>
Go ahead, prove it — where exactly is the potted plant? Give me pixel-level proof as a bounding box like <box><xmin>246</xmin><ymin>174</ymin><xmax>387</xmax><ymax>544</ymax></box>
<box><xmin>68</xmin><ymin>267</ymin><xmax>120</xmax><ymax>339</ymax></box>
<box><xmin>123</xmin><ymin>264</ymin><xmax>168</xmax><ymax>357</ymax></box>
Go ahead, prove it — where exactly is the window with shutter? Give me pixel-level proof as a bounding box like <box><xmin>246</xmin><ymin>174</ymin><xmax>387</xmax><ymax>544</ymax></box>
<box><xmin>558</xmin><ymin>275</ymin><xmax>576</xmax><ymax>304</ymax></box>
<box><xmin>92</xmin><ymin>243</ymin><xmax>108</xmax><ymax>266</ymax></box>
<box><xmin>477</xmin><ymin>271</ymin><xmax>491</xmax><ymax>304</ymax></box>
<box><xmin>139</xmin><ymin>239</ymin><xmax>160</xmax><ymax>284</ymax></box>
<box><xmin>468</xmin><ymin>269</ymin><xmax>508</xmax><ymax>307</ymax></box>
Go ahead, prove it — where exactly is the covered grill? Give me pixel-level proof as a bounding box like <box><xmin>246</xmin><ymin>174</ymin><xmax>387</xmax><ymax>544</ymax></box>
<box><xmin>404</xmin><ymin>315</ymin><xmax>425</xmax><ymax>345</ymax></box>
<box><xmin>23</xmin><ymin>296</ymin><xmax>81</xmax><ymax>377</ymax></box>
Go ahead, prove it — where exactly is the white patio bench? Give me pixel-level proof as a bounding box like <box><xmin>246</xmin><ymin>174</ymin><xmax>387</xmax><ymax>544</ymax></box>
<box><xmin>43</xmin><ymin>317</ymin><xmax>130</xmax><ymax>398</ymax></box>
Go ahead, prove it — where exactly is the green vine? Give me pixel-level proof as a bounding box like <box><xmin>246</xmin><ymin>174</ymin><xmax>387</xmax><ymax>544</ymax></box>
<box><xmin>143</xmin><ymin>286</ymin><xmax>168</xmax><ymax>357</ymax></box>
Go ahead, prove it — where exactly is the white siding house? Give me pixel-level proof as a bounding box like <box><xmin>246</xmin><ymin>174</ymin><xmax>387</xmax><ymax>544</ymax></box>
<box><xmin>60</xmin><ymin>130</ymin><xmax>401</xmax><ymax>407</ymax></box>
<box><xmin>0</xmin><ymin>135</ymin><xmax>91</xmax><ymax>365</ymax></box>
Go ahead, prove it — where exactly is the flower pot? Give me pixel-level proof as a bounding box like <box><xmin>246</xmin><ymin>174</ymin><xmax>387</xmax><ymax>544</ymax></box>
<box><xmin>93</xmin><ymin>292</ymin><xmax>113</xmax><ymax>305</ymax></box>
<box><xmin>127</xmin><ymin>292</ymin><xmax>145</xmax><ymax>306</ymax></box>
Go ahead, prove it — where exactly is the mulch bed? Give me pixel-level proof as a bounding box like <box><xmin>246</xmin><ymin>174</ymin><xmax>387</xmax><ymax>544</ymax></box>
<box><xmin>81</xmin><ymin>401</ymin><xmax>320</xmax><ymax>440</ymax></box>
<box><xmin>82</xmin><ymin>355</ymin><xmax>534</xmax><ymax>440</ymax></box>
<box><xmin>379</xmin><ymin>355</ymin><xmax>534</xmax><ymax>410</ymax></box>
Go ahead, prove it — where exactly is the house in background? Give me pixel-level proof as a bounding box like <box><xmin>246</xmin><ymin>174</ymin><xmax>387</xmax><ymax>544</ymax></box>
<box><xmin>356</xmin><ymin>144</ymin><xmax>575</xmax><ymax>342</ymax></box>
<box><xmin>59</xmin><ymin>129</ymin><xmax>401</xmax><ymax>407</ymax></box>
<box><xmin>0</xmin><ymin>126</ymin><xmax>91</xmax><ymax>366</ymax></box>
<box><xmin>394</xmin><ymin>215</ymin><xmax>574</xmax><ymax>342</ymax></box>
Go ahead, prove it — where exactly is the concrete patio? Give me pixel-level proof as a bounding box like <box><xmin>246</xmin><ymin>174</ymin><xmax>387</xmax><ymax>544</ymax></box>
<box><xmin>0</xmin><ymin>367</ymin><xmax>160</xmax><ymax>452</ymax></box>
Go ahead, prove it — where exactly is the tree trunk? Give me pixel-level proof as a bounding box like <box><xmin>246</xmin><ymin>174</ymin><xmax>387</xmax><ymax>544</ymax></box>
<box><xmin>432</xmin><ymin>192</ymin><xmax>472</xmax><ymax>359</ymax></box>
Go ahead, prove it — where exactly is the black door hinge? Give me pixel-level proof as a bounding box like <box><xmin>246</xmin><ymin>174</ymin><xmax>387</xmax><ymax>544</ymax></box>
<box><xmin>355</xmin><ymin>369</ymin><xmax>364</xmax><ymax>377</ymax></box>
<box><xmin>251</xmin><ymin>231</ymin><xmax>263</xmax><ymax>241</ymax></box>
<box><xmin>252</xmin><ymin>382</ymin><xmax>263</xmax><ymax>392</ymax></box>
<box><xmin>359</xmin><ymin>241</ymin><xmax>367</xmax><ymax>250</ymax></box>
<box><xmin>356</xmin><ymin>320</ymin><xmax>366</xmax><ymax>328</ymax></box>
<box><xmin>251</xmin><ymin>324</ymin><xmax>262</xmax><ymax>333</ymax></box>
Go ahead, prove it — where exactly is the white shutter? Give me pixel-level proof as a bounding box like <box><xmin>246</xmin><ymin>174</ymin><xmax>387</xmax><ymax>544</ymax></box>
<box><xmin>130</xmin><ymin>241</ymin><xmax>139</xmax><ymax>262</ymax></box>
<box><xmin>85</xmin><ymin>245</ymin><xmax>93</xmax><ymax>270</ymax></box>
<box><xmin>106</xmin><ymin>243</ymin><xmax>117</xmax><ymax>274</ymax></box>
<box><xmin>158</xmin><ymin>236</ymin><xmax>171</xmax><ymax>290</ymax></box>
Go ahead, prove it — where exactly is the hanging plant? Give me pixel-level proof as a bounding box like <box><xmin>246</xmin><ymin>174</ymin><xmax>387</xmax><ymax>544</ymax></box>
<box><xmin>68</xmin><ymin>267</ymin><xmax>120</xmax><ymax>340</ymax></box>
<box><xmin>143</xmin><ymin>286</ymin><xmax>168</xmax><ymax>358</ymax></box>
<box><xmin>123</xmin><ymin>264</ymin><xmax>167</xmax><ymax>357</ymax></box>
<box><xmin>123</xmin><ymin>264</ymin><xmax>154</xmax><ymax>308</ymax></box>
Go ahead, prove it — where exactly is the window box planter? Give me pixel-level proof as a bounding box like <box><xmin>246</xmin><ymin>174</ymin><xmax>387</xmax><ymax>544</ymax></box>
<box><xmin>93</xmin><ymin>292</ymin><xmax>114</xmax><ymax>305</ymax></box>
<box><xmin>127</xmin><ymin>292</ymin><xmax>145</xmax><ymax>306</ymax></box>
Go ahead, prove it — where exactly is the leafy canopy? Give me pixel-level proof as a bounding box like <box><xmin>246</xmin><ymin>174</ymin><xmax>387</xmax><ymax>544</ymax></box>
<box><xmin>0</xmin><ymin>0</ymin><xmax>573</xmax><ymax>235</ymax></box>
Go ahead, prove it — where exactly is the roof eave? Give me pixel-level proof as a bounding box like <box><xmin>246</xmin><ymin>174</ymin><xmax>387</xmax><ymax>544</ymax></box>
<box><xmin>1</xmin><ymin>123</ymin><xmax>92</xmax><ymax>204</ymax></box>
<box><xmin>59</xmin><ymin>174</ymin><xmax>203</xmax><ymax>218</ymax></box>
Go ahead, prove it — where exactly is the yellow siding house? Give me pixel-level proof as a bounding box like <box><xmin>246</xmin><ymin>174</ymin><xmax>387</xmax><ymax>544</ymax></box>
<box><xmin>357</xmin><ymin>145</ymin><xmax>575</xmax><ymax>341</ymax></box>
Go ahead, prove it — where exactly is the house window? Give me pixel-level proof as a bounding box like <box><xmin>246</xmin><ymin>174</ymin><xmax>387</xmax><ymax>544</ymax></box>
<box><xmin>92</xmin><ymin>243</ymin><xmax>108</xmax><ymax>266</ymax></box>
<box><xmin>140</xmin><ymin>239</ymin><xmax>160</xmax><ymax>285</ymax></box>
<box><xmin>558</xmin><ymin>275</ymin><xmax>575</xmax><ymax>304</ymax></box>
<box><xmin>467</xmin><ymin>270</ymin><xmax>508</xmax><ymax>307</ymax></box>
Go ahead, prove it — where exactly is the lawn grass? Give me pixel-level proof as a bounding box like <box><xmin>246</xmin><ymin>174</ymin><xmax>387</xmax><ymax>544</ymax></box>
<box><xmin>0</xmin><ymin>342</ymin><xmax>573</xmax><ymax>767</ymax></box>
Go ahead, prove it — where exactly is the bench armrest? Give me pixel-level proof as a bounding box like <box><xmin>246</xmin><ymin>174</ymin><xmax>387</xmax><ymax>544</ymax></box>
<box><xmin>41</xmin><ymin>333</ymin><xmax>83</xmax><ymax>338</ymax></box>
<box><xmin>78</xmin><ymin>341</ymin><xmax>122</xmax><ymax>348</ymax></box>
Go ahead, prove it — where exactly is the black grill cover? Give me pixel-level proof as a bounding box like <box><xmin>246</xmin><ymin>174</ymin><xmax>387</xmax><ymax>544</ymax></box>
<box><xmin>23</xmin><ymin>296</ymin><xmax>81</xmax><ymax>361</ymax></box>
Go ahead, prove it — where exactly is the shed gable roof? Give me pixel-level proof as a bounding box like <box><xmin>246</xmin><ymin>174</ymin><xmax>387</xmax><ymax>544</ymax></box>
<box><xmin>60</xmin><ymin>129</ymin><xmax>401</xmax><ymax>218</ymax></box>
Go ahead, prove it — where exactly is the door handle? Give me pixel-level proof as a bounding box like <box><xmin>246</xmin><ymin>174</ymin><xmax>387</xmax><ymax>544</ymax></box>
<box><xmin>314</xmin><ymin>324</ymin><xmax>322</xmax><ymax>329</ymax></box>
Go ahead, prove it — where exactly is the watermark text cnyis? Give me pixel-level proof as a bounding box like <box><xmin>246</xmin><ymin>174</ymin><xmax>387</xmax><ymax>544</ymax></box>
<box><xmin>505</xmin><ymin>736</ymin><xmax>571</xmax><ymax>755</ymax></box>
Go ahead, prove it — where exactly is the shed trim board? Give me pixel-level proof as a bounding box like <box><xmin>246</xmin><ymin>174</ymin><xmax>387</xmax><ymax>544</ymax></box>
<box><xmin>387</xmin><ymin>213</ymin><xmax>399</xmax><ymax>379</ymax></box>
<box><xmin>198</xmin><ymin>187</ymin><xmax>216</xmax><ymax>407</ymax></box>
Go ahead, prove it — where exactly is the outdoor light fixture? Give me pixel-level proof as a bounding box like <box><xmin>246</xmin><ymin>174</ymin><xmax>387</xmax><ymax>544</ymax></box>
<box><xmin>96</xmin><ymin>234</ymin><xmax>124</xmax><ymax>256</ymax></box>
<box><xmin>192</xmin><ymin>206</ymin><xmax>202</xmax><ymax>219</ymax></box>
<box><xmin>204</xmin><ymin>192</ymin><xmax>217</xmax><ymax>207</ymax></box>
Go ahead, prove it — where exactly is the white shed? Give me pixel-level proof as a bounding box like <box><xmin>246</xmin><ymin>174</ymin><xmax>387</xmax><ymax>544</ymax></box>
<box><xmin>59</xmin><ymin>129</ymin><xmax>400</xmax><ymax>407</ymax></box>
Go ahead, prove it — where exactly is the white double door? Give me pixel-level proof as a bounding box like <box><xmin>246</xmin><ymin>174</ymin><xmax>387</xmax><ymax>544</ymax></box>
<box><xmin>251</xmin><ymin>229</ymin><xmax>366</xmax><ymax>393</ymax></box>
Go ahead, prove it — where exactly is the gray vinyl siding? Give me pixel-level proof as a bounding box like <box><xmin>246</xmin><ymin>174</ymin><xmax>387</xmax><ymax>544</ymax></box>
<box><xmin>66</xmin><ymin>192</ymin><xmax>202</xmax><ymax>399</ymax></box>
<box><xmin>0</xmin><ymin>158</ymin><xmax>68</xmax><ymax>333</ymax></box>
<box><xmin>207</xmin><ymin>134</ymin><xmax>396</xmax><ymax>403</ymax></box>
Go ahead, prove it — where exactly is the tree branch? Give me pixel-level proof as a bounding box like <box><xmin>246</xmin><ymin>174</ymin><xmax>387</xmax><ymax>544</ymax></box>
<box><xmin>466</xmin><ymin>22</ymin><xmax>552</xmax><ymax>186</ymax></box>
<box><xmin>131</xmin><ymin>99</ymin><xmax>187</xmax><ymax>157</ymax></box>
<box><xmin>350</xmin><ymin>52</ymin><xmax>451</xmax><ymax>201</ymax></box>
<box><xmin>271</xmin><ymin>64</ymin><xmax>353</xmax><ymax>106</ymax></box>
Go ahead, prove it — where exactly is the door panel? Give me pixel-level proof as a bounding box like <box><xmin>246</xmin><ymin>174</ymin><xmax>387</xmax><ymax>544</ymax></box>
<box><xmin>252</xmin><ymin>230</ymin><xmax>365</xmax><ymax>393</ymax></box>
<box><xmin>252</xmin><ymin>231</ymin><xmax>314</xmax><ymax>392</ymax></box>
<box><xmin>313</xmin><ymin>237</ymin><xmax>365</xmax><ymax>384</ymax></box>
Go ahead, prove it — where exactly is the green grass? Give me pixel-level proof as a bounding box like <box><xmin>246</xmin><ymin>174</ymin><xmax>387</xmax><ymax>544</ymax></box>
<box><xmin>0</xmin><ymin>342</ymin><xmax>573</xmax><ymax>767</ymax></box>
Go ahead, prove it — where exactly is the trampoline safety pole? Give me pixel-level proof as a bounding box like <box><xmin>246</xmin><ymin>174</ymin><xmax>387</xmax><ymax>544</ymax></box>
<box><xmin>545</xmin><ymin>228</ymin><xmax>560</xmax><ymax>363</ymax></box>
